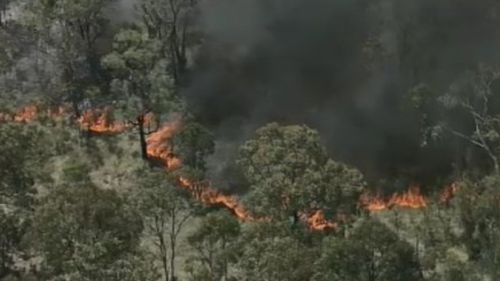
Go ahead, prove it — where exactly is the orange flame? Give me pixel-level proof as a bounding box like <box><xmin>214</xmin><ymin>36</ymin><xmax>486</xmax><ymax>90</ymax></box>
<box><xmin>359</xmin><ymin>183</ymin><xmax>458</xmax><ymax>212</ymax></box>
<box><xmin>77</xmin><ymin>107</ymin><xmax>129</xmax><ymax>134</ymax></box>
<box><xmin>0</xmin><ymin>104</ymin><xmax>74</xmax><ymax>123</ymax></box>
<box><xmin>13</xmin><ymin>105</ymin><xmax>39</xmax><ymax>122</ymax></box>
<box><xmin>359</xmin><ymin>185</ymin><xmax>427</xmax><ymax>212</ymax></box>
<box><xmin>1</xmin><ymin>104</ymin><xmax>462</xmax><ymax>231</ymax></box>
<box><xmin>0</xmin><ymin>104</ymin><xmax>128</xmax><ymax>135</ymax></box>
<box><xmin>300</xmin><ymin>210</ymin><xmax>337</xmax><ymax>230</ymax></box>
<box><xmin>178</xmin><ymin>177</ymin><xmax>252</xmax><ymax>220</ymax></box>
<box><xmin>146</xmin><ymin>120</ymin><xmax>183</xmax><ymax>170</ymax></box>
<box><xmin>439</xmin><ymin>182</ymin><xmax>459</xmax><ymax>203</ymax></box>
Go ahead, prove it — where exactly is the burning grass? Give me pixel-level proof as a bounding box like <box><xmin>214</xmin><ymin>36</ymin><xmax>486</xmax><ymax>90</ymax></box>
<box><xmin>0</xmin><ymin>103</ymin><xmax>460</xmax><ymax>231</ymax></box>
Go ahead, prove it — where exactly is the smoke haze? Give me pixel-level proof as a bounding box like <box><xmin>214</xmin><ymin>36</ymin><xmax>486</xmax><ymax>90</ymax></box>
<box><xmin>119</xmin><ymin>0</ymin><xmax>500</xmax><ymax>183</ymax></box>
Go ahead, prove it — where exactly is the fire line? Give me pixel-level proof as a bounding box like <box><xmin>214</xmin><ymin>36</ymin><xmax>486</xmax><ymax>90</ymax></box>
<box><xmin>0</xmin><ymin>104</ymin><xmax>459</xmax><ymax>230</ymax></box>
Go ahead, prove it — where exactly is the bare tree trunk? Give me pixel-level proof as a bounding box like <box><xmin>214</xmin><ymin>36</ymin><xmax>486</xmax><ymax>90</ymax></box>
<box><xmin>159</xmin><ymin>233</ymin><xmax>170</xmax><ymax>281</ymax></box>
<box><xmin>138</xmin><ymin>115</ymin><xmax>148</xmax><ymax>160</ymax></box>
<box><xmin>170</xmin><ymin>211</ymin><xmax>177</xmax><ymax>281</ymax></box>
<box><xmin>490</xmin><ymin>155</ymin><xmax>499</xmax><ymax>175</ymax></box>
<box><xmin>369</xmin><ymin>249</ymin><xmax>376</xmax><ymax>281</ymax></box>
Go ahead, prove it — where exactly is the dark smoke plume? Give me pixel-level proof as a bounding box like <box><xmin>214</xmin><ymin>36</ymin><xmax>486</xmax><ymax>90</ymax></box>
<box><xmin>183</xmin><ymin>0</ymin><xmax>500</xmax><ymax>185</ymax></box>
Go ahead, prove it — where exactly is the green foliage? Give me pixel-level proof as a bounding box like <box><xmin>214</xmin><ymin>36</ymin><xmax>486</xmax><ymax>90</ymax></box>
<box><xmin>0</xmin><ymin>209</ymin><xmax>28</xmax><ymax>279</ymax></box>
<box><xmin>133</xmin><ymin>166</ymin><xmax>193</xmax><ymax>281</ymax></box>
<box><xmin>24</xmin><ymin>0</ymin><xmax>113</xmax><ymax>107</ymax></box>
<box><xmin>236</xmin><ymin>232</ymin><xmax>317</xmax><ymax>281</ymax></box>
<box><xmin>0</xmin><ymin>124</ymin><xmax>49</xmax><ymax>208</ymax></box>
<box><xmin>61</xmin><ymin>161</ymin><xmax>92</xmax><ymax>185</ymax></box>
<box><xmin>185</xmin><ymin>211</ymin><xmax>241</xmax><ymax>281</ymax></box>
<box><xmin>102</xmin><ymin>27</ymin><xmax>183</xmax><ymax>120</ymax></box>
<box><xmin>238</xmin><ymin>123</ymin><xmax>365</xmax><ymax>220</ymax></box>
<box><xmin>4</xmin><ymin>2</ymin><xmax>500</xmax><ymax>280</ymax></box>
<box><xmin>139</xmin><ymin>0</ymin><xmax>200</xmax><ymax>83</ymax></box>
<box><xmin>313</xmin><ymin>218</ymin><xmax>422</xmax><ymax>281</ymax></box>
<box><xmin>172</xmin><ymin>122</ymin><xmax>215</xmax><ymax>172</ymax></box>
<box><xmin>454</xmin><ymin>174</ymin><xmax>500</xmax><ymax>279</ymax></box>
<box><xmin>32</xmin><ymin>185</ymin><xmax>144</xmax><ymax>280</ymax></box>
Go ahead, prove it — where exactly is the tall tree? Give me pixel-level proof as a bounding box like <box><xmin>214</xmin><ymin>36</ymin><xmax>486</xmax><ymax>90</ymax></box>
<box><xmin>31</xmin><ymin>184</ymin><xmax>144</xmax><ymax>280</ymax></box>
<box><xmin>0</xmin><ymin>124</ymin><xmax>40</xmax><ymax>277</ymax></box>
<box><xmin>235</xmin><ymin>222</ymin><xmax>317</xmax><ymax>281</ymax></box>
<box><xmin>102</xmin><ymin>27</ymin><xmax>183</xmax><ymax>160</ymax></box>
<box><xmin>139</xmin><ymin>0</ymin><xmax>200</xmax><ymax>85</ymax></box>
<box><xmin>134</xmin><ymin>167</ymin><xmax>193</xmax><ymax>281</ymax></box>
<box><xmin>25</xmin><ymin>0</ymin><xmax>113</xmax><ymax>114</ymax></box>
<box><xmin>313</xmin><ymin>218</ymin><xmax>422</xmax><ymax>281</ymax></box>
<box><xmin>185</xmin><ymin>211</ymin><xmax>241</xmax><ymax>281</ymax></box>
<box><xmin>171</xmin><ymin>121</ymin><xmax>214</xmax><ymax>172</ymax></box>
<box><xmin>237</xmin><ymin>123</ymin><xmax>365</xmax><ymax>220</ymax></box>
<box><xmin>455</xmin><ymin>174</ymin><xmax>500</xmax><ymax>279</ymax></box>
<box><xmin>0</xmin><ymin>0</ymin><xmax>11</xmax><ymax>27</ymax></box>
<box><xmin>413</xmin><ymin>65</ymin><xmax>500</xmax><ymax>174</ymax></box>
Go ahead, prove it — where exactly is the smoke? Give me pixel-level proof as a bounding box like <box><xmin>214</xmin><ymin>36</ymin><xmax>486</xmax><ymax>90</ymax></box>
<box><xmin>187</xmin><ymin>0</ymin><xmax>410</xmax><ymax>181</ymax></box>
<box><xmin>184</xmin><ymin>0</ymin><xmax>500</xmax><ymax>183</ymax></box>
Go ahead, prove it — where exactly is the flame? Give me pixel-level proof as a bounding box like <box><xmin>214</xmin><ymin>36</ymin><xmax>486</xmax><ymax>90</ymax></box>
<box><xmin>0</xmin><ymin>104</ymin><xmax>74</xmax><ymax>123</ymax></box>
<box><xmin>77</xmin><ymin>107</ymin><xmax>129</xmax><ymax>134</ymax></box>
<box><xmin>178</xmin><ymin>177</ymin><xmax>252</xmax><ymax>220</ymax></box>
<box><xmin>300</xmin><ymin>210</ymin><xmax>337</xmax><ymax>230</ymax></box>
<box><xmin>143</xmin><ymin>119</ymin><xmax>254</xmax><ymax>221</ymax></box>
<box><xmin>359</xmin><ymin>185</ymin><xmax>427</xmax><ymax>212</ymax></box>
<box><xmin>0</xmin><ymin>104</ymin><xmax>128</xmax><ymax>136</ymax></box>
<box><xmin>1</xmin><ymin>104</ymin><xmax>462</xmax><ymax>231</ymax></box>
<box><xmin>14</xmin><ymin>105</ymin><xmax>39</xmax><ymax>122</ymax></box>
<box><xmin>146</xmin><ymin>120</ymin><xmax>183</xmax><ymax>170</ymax></box>
<box><xmin>439</xmin><ymin>182</ymin><xmax>459</xmax><ymax>203</ymax></box>
<box><xmin>359</xmin><ymin>183</ymin><xmax>459</xmax><ymax>212</ymax></box>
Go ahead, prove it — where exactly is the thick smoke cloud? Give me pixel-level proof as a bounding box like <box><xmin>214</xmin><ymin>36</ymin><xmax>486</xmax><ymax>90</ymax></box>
<box><xmin>184</xmin><ymin>0</ymin><xmax>500</xmax><ymax>184</ymax></box>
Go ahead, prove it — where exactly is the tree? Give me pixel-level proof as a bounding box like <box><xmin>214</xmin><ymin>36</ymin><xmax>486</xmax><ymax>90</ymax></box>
<box><xmin>102</xmin><ymin>27</ymin><xmax>183</xmax><ymax>160</ymax></box>
<box><xmin>237</xmin><ymin>123</ymin><xmax>365</xmax><ymax>220</ymax></box>
<box><xmin>0</xmin><ymin>124</ymin><xmax>41</xmax><ymax>207</ymax></box>
<box><xmin>0</xmin><ymin>209</ymin><xmax>28</xmax><ymax>279</ymax></box>
<box><xmin>235</xmin><ymin>224</ymin><xmax>317</xmax><ymax>281</ymax></box>
<box><xmin>0</xmin><ymin>123</ymin><xmax>66</xmax><ymax>278</ymax></box>
<box><xmin>24</xmin><ymin>0</ymin><xmax>113</xmax><ymax>114</ymax></box>
<box><xmin>139</xmin><ymin>0</ymin><xmax>200</xmax><ymax>85</ymax></box>
<box><xmin>454</xmin><ymin>174</ymin><xmax>500</xmax><ymax>279</ymax></box>
<box><xmin>414</xmin><ymin>65</ymin><xmax>500</xmax><ymax>174</ymax></box>
<box><xmin>134</xmin><ymin>167</ymin><xmax>193</xmax><ymax>281</ymax></box>
<box><xmin>313</xmin><ymin>218</ymin><xmax>422</xmax><ymax>281</ymax></box>
<box><xmin>172</xmin><ymin>122</ymin><xmax>214</xmax><ymax>172</ymax></box>
<box><xmin>185</xmin><ymin>210</ymin><xmax>240</xmax><ymax>281</ymax></box>
<box><xmin>0</xmin><ymin>0</ymin><xmax>12</xmax><ymax>27</ymax></box>
<box><xmin>31</xmin><ymin>184</ymin><xmax>144</xmax><ymax>280</ymax></box>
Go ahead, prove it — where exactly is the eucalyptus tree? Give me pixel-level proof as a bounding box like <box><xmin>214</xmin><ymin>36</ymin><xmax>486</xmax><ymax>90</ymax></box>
<box><xmin>139</xmin><ymin>0</ymin><xmax>200</xmax><ymax>85</ymax></box>
<box><xmin>102</xmin><ymin>27</ymin><xmax>183</xmax><ymax>159</ymax></box>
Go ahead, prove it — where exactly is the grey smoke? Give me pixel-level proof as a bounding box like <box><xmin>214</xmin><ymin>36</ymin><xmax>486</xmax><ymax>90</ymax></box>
<box><xmin>184</xmin><ymin>0</ymin><xmax>500</xmax><ymax>184</ymax></box>
<box><xmin>101</xmin><ymin>0</ymin><xmax>500</xmax><ymax>183</ymax></box>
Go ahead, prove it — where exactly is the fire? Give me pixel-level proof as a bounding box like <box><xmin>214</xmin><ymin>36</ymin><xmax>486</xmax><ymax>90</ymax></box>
<box><xmin>359</xmin><ymin>185</ymin><xmax>427</xmax><ymax>212</ymax></box>
<box><xmin>0</xmin><ymin>105</ymin><xmax>66</xmax><ymax>123</ymax></box>
<box><xmin>178</xmin><ymin>177</ymin><xmax>252</xmax><ymax>220</ymax></box>
<box><xmin>14</xmin><ymin>105</ymin><xmax>39</xmax><ymax>122</ymax></box>
<box><xmin>0</xmin><ymin>104</ymin><xmax>128</xmax><ymax>135</ymax></box>
<box><xmin>359</xmin><ymin>183</ymin><xmax>459</xmax><ymax>212</ymax></box>
<box><xmin>144</xmin><ymin>121</ymin><xmax>253</xmax><ymax>221</ymax></box>
<box><xmin>77</xmin><ymin>107</ymin><xmax>129</xmax><ymax>134</ymax></box>
<box><xmin>146</xmin><ymin>120</ymin><xmax>183</xmax><ymax>170</ymax></box>
<box><xmin>439</xmin><ymin>182</ymin><xmax>459</xmax><ymax>203</ymax></box>
<box><xmin>1</xmin><ymin>104</ymin><xmax>462</xmax><ymax>231</ymax></box>
<box><xmin>300</xmin><ymin>210</ymin><xmax>337</xmax><ymax>230</ymax></box>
